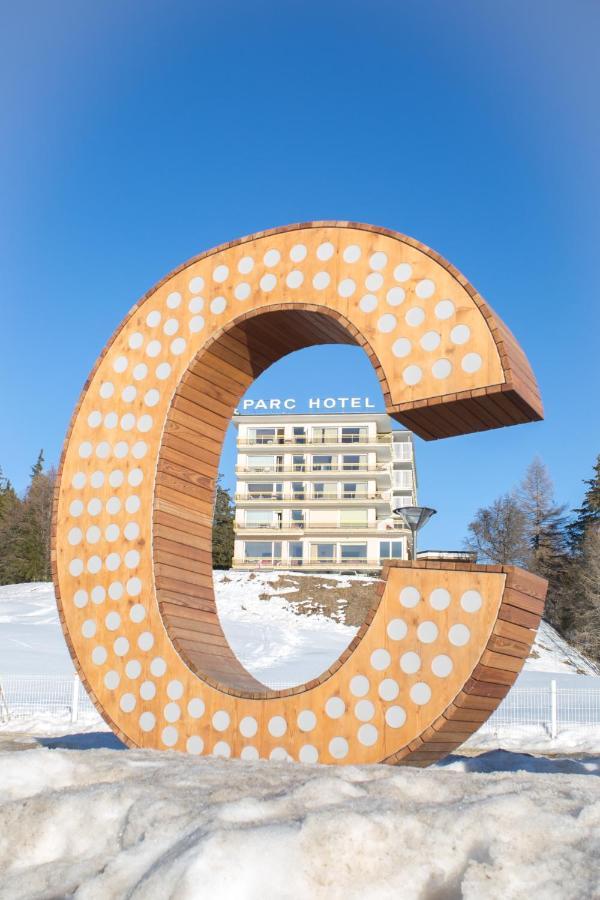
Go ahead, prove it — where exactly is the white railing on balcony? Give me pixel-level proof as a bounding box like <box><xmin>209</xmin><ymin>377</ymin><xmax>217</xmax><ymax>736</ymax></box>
<box><xmin>235</xmin><ymin>491</ymin><xmax>391</xmax><ymax>502</ymax></box>
<box><xmin>236</xmin><ymin>464</ymin><xmax>390</xmax><ymax>474</ymax></box>
<box><xmin>233</xmin><ymin>557</ymin><xmax>384</xmax><ymax>568</ymax></box>
<box><xmin>238</xmin><ymin>434</ymin><xmax>391</xmax><ymax>447</ymax></box>
<box><xmin>237</xmin><ymin>520</ymin><xmax>407</xmax><ymax>531</ymax></box>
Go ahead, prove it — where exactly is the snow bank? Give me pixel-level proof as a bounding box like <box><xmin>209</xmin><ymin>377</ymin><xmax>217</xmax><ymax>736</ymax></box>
<box><xmin>0</xmin><ymin>748</ymin><xmax>599</xmax><ymax>899</ymax></box>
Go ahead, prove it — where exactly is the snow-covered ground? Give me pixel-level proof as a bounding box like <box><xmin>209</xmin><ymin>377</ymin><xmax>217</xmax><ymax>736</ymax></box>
<box><xmin>0</xmin><ymin>746</ymin><xmax>599</xmax><ymax>899</ymax></box>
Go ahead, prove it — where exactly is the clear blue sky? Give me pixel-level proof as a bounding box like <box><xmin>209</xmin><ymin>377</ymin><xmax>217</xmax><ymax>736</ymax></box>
<box><xmin>2</xmin><ymin>0</ymin><xmax>598</xmax><ymax>550</ymax></box>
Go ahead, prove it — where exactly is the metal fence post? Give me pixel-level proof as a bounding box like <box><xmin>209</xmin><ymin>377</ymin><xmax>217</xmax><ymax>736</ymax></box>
<box><xmin>71</xmin><ymin>672</ymin><xmax>80</xmax><ymax>723</ymax></box>
<box><xmin>550</xmin><ymin>679</ymin><xmax>557</xmax><ymax>740</ymax></box>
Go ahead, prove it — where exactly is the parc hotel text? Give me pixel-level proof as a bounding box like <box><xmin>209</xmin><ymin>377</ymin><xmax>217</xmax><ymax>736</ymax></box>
<box><xmin>239</xmin><ymin>396</ymin><xmax>376</xmax><ymax>412</ymax></box>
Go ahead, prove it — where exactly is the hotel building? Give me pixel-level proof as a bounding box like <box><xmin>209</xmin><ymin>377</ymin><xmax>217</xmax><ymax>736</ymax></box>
<box><xmin>232</xmin><ymin>412</ymin><xmax>417</xmax><ymax>571</ymax></box>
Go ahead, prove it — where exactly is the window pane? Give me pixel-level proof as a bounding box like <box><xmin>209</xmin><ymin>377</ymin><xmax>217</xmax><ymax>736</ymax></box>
<box><xmin>245</xmin><ymin>541</ymin><xmax>273</xmax><ymax>558</ymax></box>
<box><xmin>312</xmin><ymin>543</ymin><xmax>335</xmax><ymax>560</ymax></box>
<box><xmin>391</xmin><ymin>541</ymin><xmax>403</xmax><ymax>558</ymax></box>
<box><xmin>246</xmin><ymin>511</ymin><xmax>272</xmax><ymax>525</ymax></box>
<box><xmin>340</xmin><ymin>510</ymin><xmax>368</xmax><ymax>526</ymax></box>
<box><xmin>380</xmin><ymin>541</ymin><xmax>390</xmax><ymax>559</ymax></box>
<box><xmin>247</xmin><ymin>482</ymin><xmax>273</xmax><ymax>495</ymax></box>
<box><xmin>247</xmin><ymin>456</ymin><xmax>276</xmax><ymax>470</ymax></box>
<box><xmin>341</xmin><ymin>543</ymin><xmax>367</xmax><ymax>559</ymax></box>
<box><xmin>289</xmin><ymin>542</ymin><xmax>303</xmax><ymax>558</ymax></box>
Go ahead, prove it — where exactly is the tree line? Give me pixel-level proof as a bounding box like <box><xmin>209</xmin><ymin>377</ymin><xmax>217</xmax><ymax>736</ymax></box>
<box><xmin>465</xmin><ymin>454</ymin><xmax>600</xmax><ymax>663</ymax></box>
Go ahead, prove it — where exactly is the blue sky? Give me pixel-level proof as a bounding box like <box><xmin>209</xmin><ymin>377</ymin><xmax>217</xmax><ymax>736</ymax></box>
<box><xmin>2</xmin><ymin>0</ymin><xmax>598</xmax><ymax>549</ymax></box>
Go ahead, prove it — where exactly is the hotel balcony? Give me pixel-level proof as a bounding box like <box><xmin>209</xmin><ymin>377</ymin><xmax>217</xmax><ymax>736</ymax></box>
<box><xmin>232</xmin><ymin>557</ymin><xmax>384</xmax><ymax>571</ymax></box>
<box><xmin>235</xmin><ymin>521</ymin><xmax>407</xmax><ymax>535</ymax></box>
<box><xmin>237</xmin><ymin>434</ymin><xmax>392</xmax><ymax>449</ymax></box>
<box><xmin>235</xmin><ymin>463</ymin><xmax>395</xmax><ymax>476</ymax></box>
<box><xmin>234</xmin><ymin>491</ymin><xmax>392</xmax><ymax>504</ymax></box>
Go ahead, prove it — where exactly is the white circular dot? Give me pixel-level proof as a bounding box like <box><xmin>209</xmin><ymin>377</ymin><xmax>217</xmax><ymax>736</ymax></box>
<box><xmin>210</xmin><ymin>297</ymin><xmax>227</xmax><ymax>316</ymax></box>
<box><xmin>297</xmin><ymin>710</ymin><xmax>316</xmax><ymax>732</ymax></box>
<box><xmin>359</xmin><ymin>294</ymin><xmax>378</xmax><ymax>313</ymax></box>
<box><xmin>127</xmin><ymin>576</ymin><xmax>142</xmax><ymax>597</ymax></box>
<box><xmin>461</xmin><ymin>590</ymin><xmax>483</xmax><ymax>613</ymax></box>
<box><xmin>325</xmin><ymin>697</ymin><xmax>345</xmax><ymax>719</ymax></box>
<box><xmin>81</xmin><ymin>620</ymin><xmax>96</xmax><ymax>639</ymax></box>
<box><xmin>104</xmin><ymin>413</ymin><xmax>118</xmax><ymax>429</ymax></box>
<box><xmin>87</xmin><ymin>499</ymin><xmax>102</xmax><ymax>516</ymax></box>
<box><xmin>90</xmin><ymin>471</ymin><xmax>105</xmax><ymax>489</ymax></box>
<box><xmin>338</xmin><ymin>278</ymin><xmax>356</xmax><ymax>298</ymax></box>
<box><xmin>146</xmin><ymin>340</ymin><xmax>161</xmax><ymax>358</ymax></box>
<box><xmin>74</xmin><ymin>589</ymin><xmax>88</xmax><ymax>608</ymax></box>
<box><xmin>234</xmin><ymin>282</ymin><xmax>251</xmax><ymax>301</ymax></box>
<box><xmin>166</xmin><ymin>292</ymin><xmax>182</xmax><ymax>309</ymax></box>
<box><xmin>369</xmin><ymin>251</ymin><xmax>388</xmax><ymax>271</ymax></box>
<box><xmin>290</xmin><ymin>243</ymin><xmax>307</xmax><ymax>262</ymax></box>
<box><xmin>124</xmin><ymin>549</ymin><xmax>139</xmax><ymax>569</ymax></box>
<box><xmin>140</xmin><ymin>681</ymin><xmax>156</xmax><ymax>701</ymax></box>
<box><xmin>139</xmin><ymin>712</ymin><xmax>156</xmax><ymax>732</ymax></box>
<box><xmin>105</xmin><ymin>612</ymin><xmax>121</xmax><ymax>631</ymax></box>
<box><xmin>399</xmin><ymin>586</ymin><xmax>420</xmax><ymax>607</ymax></box>
<box><xmin>269</xmin><ymin>748</ymin><xmax>288</xmax><ymax>762</ymax></box>
<box><xmin>349</xmin><ymin>675</ymin><xmax>370</xmax><ymax>697</ymax></box>
<box><xmin>104</xmin><ymin>671</ymin><xmax>120</xmax><ymax>690</ymax></box>
<box><xmin>240</xmin><ymin>716</ymin><xmax>258</xmax><ymax>738</ymax></box>
<box><xmin>378</xmin><ymin>679</ymin><xmax>399</xmax><ymax>701</ymax></box>
<box><xmin>138</xmin><ymin>632</ymin><xmax>155</xmax><ymax>652</ymax></box>
<box><xmin>386</xmin><ymin>287</ymin><xmax>405</xmax><ymax>307</ymax></box>
<box><xmin>92</xmin><ymin>646</ymin><xmax>107</xmax><ymax>666</ymax></box>
<box><xmin>130</xmin><ymin>604</ymin><xmax>146</xmax><ymax>623</ymax></box>
<box><xmin>316</xmin><ymin>241</ymin><xmax>334</xmax><ymax>261</ymax></box>
<box><xmin>260</xmin><ymin>273</ymin><xmax>276</xmax><ymax>292</ymax></box>
<box><xmin>128</xmin><ymin>332</ymin><xmax>143</xmax><ymax>350</ymax></box>
<box><xmin>132</xmin><ymin>364</ymin><xmax>148</xmax><ymax>381</ymax></box>
<box><xmin>187</xmin><ymin>736</ymin><xmax>204</xmax><ymax>754</ymax></box>
<box><xmin>113</xmin><ymin>355</ymin><xmax>128</xmax><ymax>374</ymax></box>
<box><xmin>91</xmin><ymin>586</ymin><xmax>106</xmax><ymax>605</ymax></box>
<box><xmin>410</xmin><ymin>682</ymin><xmax>432</xmax><ymax>705</ymax></box>
<box><xmin>432</xmin><ymin>359</ymin><xmax>452</xmax><ymax>380</ymax></box>
<box><xmin>170</xmin><ymin>338</ymin><xmax>186</xmax><ymax>356</ymax></box>
<box><xmin>87</xmin><ymin>411</ymin><xmax>102</xmax><ymax>428</ymax></box>
<box><xmin>329</xmin><ymin>737</ymin><xmax>348</xmax><ymax>759</ymax></box>
<box><xmin>105</xmin><ymin>552</ymin><xmax>120</xmax><ymax>572</ymax></box>
<box><xmin>189</xmin><ymin>276</ymin><xmax>204</xmax><ymax>293</ymax></box>
<box><xmin>420</xmin><ymin>331</ymin><xmax>441</xmax><ymax>352</ymax></box>
<box><xmin>141</xmin><ymin>390</ymin><xmax>159</xmax><ymax>410</ymax></box>
<box><xmin>126</xmin><ymin>496</ymin><xmax>140</xmax><ymax>514</ymax></box>
<box><xmin>114</xmin><ymin>442</ymin><xmax>128</xmax><ymax>459</ymax></box>
<box><xmin>403</xmin><ymin>365</ymin><xmax>422</xmax><ymax>386</ymax></box>
<box><xmin>432</xmin><ymin>655</ymin><xmax>454</xmax><ymax>677</ymax></box>
<box><xmin>370</xmin><ymin>648</ymin><xmax>391</xmax><ymax>671</ymax></box>
<box><xmin>405</xmin><ymin>307</ymin><xmax>425</xmax><ymax>327</ymax></box>
<box><xmin>95</xmin><ymin>442</ymin><xmax>111</xmax><ymax>460</ymax></box>
<box><xmin>150</xmin><ymin>656</ymin><xmax>167</xmax><ymax>678</ymax></box>
<box><xmin>78</xmin><ymin>442</ymin><xmax>92</xmax><ymax>459</ymax></box>
<box><xmin>70</xmin><ymin>500</ymin><xmax>84</xmax><ymax>517</ymax></box>
<box><xmin>163</xmin><ymin>318</ymin><xmax>179</xmax><ymax>336</ymax></box>
<box><xmin>162</xmin><ymin>726</ymin><xmax>178</xmax><ymax>747</ymax></box>
<box><xmin>377</xmin><ymin>314</ymin><xmax>397</xmax><ymax>334</ymax></box>
<box><xmin>394</xmin><ymin>263</ymin><xmax>412</xmax><ymax>282</ymax></box>
<box><xmin>417</xmin><ymin>621</ymin><xmax>439</xmax><ymax>644</ymax></box>
<box><xmin>451</xmin><ymin>324</ymin><xmax>470</xmax><ymax>345</ymax></box>
<box><xmin>99</xmin><ymin>381</ymin><xmax>114</xmax><ymax>399</ymax></box>
<box><xmin>165</xmin><ymin>680</ymin><xmax>183</xmax><ymax>700</ymax></box>
<box><xmin>212</xmin><ymin>265</ymin><xmax>229</xmax><ymax>283</ymax></box>
<box><xmin>188</xmin><ymin>698</ymin><xmax>205</xmax><ymax>719</ymax></box>
<box><xmin>124</xmin><ymin>522</ymin><xmax>140</xmax><ymax>540</ymax></box>
<box><xmin>240</xmin><ymin>746</ymin><xmax>259</xmax><ymax>761</ymax></box>
<box><xmin>156</xmin><ymin>362</ymin><xmax>172</xmax><ymax>380</ymax></box>
<box><xmin>238</xmin><ymin>256</ymin><xmax>254</xmax><ymax>275</ymax></box>
<box><xmin>146</xmin><ymin>310</ymin><xmax>161</xmax><ymax>328</ymax></box>
<box><xmin>268</xmin><ymin>715</ymin><xmax>287</xmax><ymax>737</ymax></box>
<box><xmin>366</xmin><ymin>272</ymin><xmax>383</xmax><ymax>292</ymax></box>
<box><xmin>286</xmin><ymin>270</ymin><xmax>304</xmax><ymax>289</ymax></box>
<box><xmin>449</xmin><ymin>624</ymin><xmax>471</xmax><ymax>646</ymax></box>
<box><xmin>354</xmin><ymin>700</ymin><xmax>375</xmax><ymax>721</ymax></box>
<box><xmin>128</xmin><ymin>469</ymin><xmax>143</xmax><ymax>487</ymax></box>
<box><xmin>188</xmin><ymin>296</ymin><xmax>204</xmax><ymax>314</ymax></box>
<box><xmin>120</xmin><ymin>693</ymin><xmax>136</xmax><ymax>713</ymax></box>
<box><xmin>71</xmin><ymin>473</ymin><xmax>86</xmax><ymax>490</ymax></box>
<box><xmin>343</xmin><ymin>244</ymin><xmax>361</xmax><ymax>263</ymax></box>
<box><xmin>312</xmin><ymin>271</ymin><xmax>330</xmax><ymax>290</ymax></box>
<box><xmin>462</xmin><ymin>352</ymin><xmax>482</xmax><ymax>373</ymax></box>
<box><xmin>400</xmin><ymin>652</ymin><xmax>421</xmax><ymax>674</ymax></box>
<box><xmin>387</xmin><ymin>618</ymin><xmax>408</xmax><ymax>641</ymax></box>
<box><xmin>385</xmin><ymin>706</ymin><xmax>407</xmax><ymax>728</ymax></box>
<box><xmin>108</xmin><ymin>582</ymin><xmax>123</xmax><ymax>600</ymax></box>
<box><xmin>87</xmin><ymin>556</ymin><xmax>101</xmax><ymax>574</ymax></box>
<box><xmin>263</xmin><ymin>249</ymin><xmax>280</xmax><ymax>267</ymax></box>
<box><xmin>358</xmin><ymin>724</ymin><xmax>378</xmax><ymax>747</ymax></box>
<box><xmin>108</xmin><ymin>470</ymin><xmax>123</xmax><ymax>488</ymax></box>
<box><xmin>68</xmin><ymin>528</ymin><xmax>82</xmax><ymax>546</ymax></box>
<box><xmin>435</xmin><ymin>300</ymin><xmax>455</xmax><ymax>320</ymax></box>
<box><xmin>416</xmin><ymin>279</ymin><xmax>435</xmax><ymax>298</ymax></box>
<box><xmin>125</xmin><ymin>660</ymin><xmax>141</xmax><ymax>679</ymax></box>
<box><xmin>299</xmin><ymin>745</ymin><xmax>319</xmax><ymax>764</ymax></box>
<box><xmin>164</xmin><ymin>703</ymin><xmax>180</xmax><ymax>723</ymax></box>
<box><xmin>114</xmin><ymin>637</ymin><xmax>129</xmax><ymax>657</ymax></box>
<box><xmin>213</xmin><ymin>741</ymin><xmax>231</xmax><ymax>758</ymax></box>
<box><xmin>429</xmin><ymin>588</ymin><xmax>451</xmax><ymax>610</ymax></box>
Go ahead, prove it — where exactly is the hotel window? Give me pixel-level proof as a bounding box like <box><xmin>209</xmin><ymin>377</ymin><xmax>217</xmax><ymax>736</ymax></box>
<box><xmin>291</xmin><ymin>481</ymin><xmax>305</xmax><ymax>500</ymax></box>
<box><xmin>292</xmin><ymin>455</ymin><xmax>306</xmax><ymax>472</ymax></box>
<box><xmin>245</xmin><ymin>510</ymin><xmax>273</xmax><ymax>528</ymax></box>
<box><xmin>249</xmin><ymin>427</ymin><xmax>283</xmax><ymax>445</ymax></box>
<box><xmin>340</xmin><ymin>509</ymin><xmax>368</xmax><ymax>528</ymax></box>
<box><xmin>340</xmin><ymin>543</ymin><xmax>367</xmax><ymax>560</ymax></box>
<box><xmin>342</xmin><ymin>454</ymin><xmax>365</xmax><ymax>470</ymax></box>
<box><xmin>290</xmin><ymin>509</ymin><xmax>304</xmax><ymax>528</ymax></box>
<box><xmin>293</xmin><ymin>426</ymin><xmax>307</xmax><ymax>444</ymax></box>
<box><xmin>288</xmin><ymin>541</ymin><xmax>303</xmax><ymax>562</ymax></box>
<box><xmin>312</xmin><ymin>426</ymin><xmax>338</xmax><ymax>444</ymax></box>
<box><xmin>247</xmin><ymin>455</ymin><xmax>276</xmax><ymax>471</ymax></box>
<box><xmin>341</xmin><ymin>427</ymin><xmax>367</xmax><ymax>444</ymax></box>
<box><xmin>380</xmin><ymin>540</ymin><xmax>403</xmax><ymax>559</ymax></box>
<box><xmin>393</xmin><ymin>441</ymin><xmax>412</xmax><ymax>461</ymax></box>
<box><xmin>342</xmin><ymin>481</ymin><xmax>368</xmax><ymax>498</ymax></box>
<box><xmin>244</xmin><ymin>541</ymin><xmax>281</xmax><ymax>560</ymax></box>
<box><xmin>247</xmin><ymin>482</ymin><xmax>282</xmax><ymax>499</ymax></box>
<box><xmin>393</xmin><ymin>470</ymin><xmax>413</xmax><ymax>489</ymax></box>
<box><xmin>313</xmin><ymin>482</ymin><xmax>337</xmax><ymax>499</ymax></box>
<box><xmin>311</xmin><ymin>542</ymin><xmax>335</xmax><ymax>561</ymax></box>
<box><xmin>313</xmin><ymin>454</ymin><xmax>334</xmax><ymax>471</ymax></box>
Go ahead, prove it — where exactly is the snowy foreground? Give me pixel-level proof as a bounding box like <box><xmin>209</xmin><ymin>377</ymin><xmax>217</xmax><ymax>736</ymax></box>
<box><xmin>0</xmin><ymin>747</ymin><xmax>599</xmax><ymax>899</ymax></box>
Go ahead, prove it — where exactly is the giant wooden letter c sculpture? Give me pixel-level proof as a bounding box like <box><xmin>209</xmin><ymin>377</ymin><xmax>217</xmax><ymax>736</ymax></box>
<box><xmin>52</xmin><ymin>223</ymin><xmax>547</xmax><ymax>766</ymax></box>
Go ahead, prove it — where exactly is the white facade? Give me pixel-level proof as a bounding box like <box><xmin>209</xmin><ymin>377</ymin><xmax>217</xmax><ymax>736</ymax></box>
<box><xmin>232</xmin><ymin>412</ymin><xmax>417</xmax><ymax>571</ymax></box>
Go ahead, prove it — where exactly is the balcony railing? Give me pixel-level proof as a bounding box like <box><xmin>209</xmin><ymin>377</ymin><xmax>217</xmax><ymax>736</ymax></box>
<box><xmin>235</xmin><ymin>491</ymin><xmax>391</xmax><ymax>502</ymax></box>
<box><xmin>238</xmin><ymin>434</ymin><xmax>392</xmax><ymax>447</ymax></box>
<box><xmin>236</xmin><ymin>464</ymin><xmax>390</xmax><ymax>474</ymax></box>
<box><xmin>233</xmin><ymin>557</ymin><xmax>384</xmax><ymax>569</ymax></box>
<box><xmin>236</xmin><ymin>520</ymin><xmax>406</xmax><ymax>531</ymax></box>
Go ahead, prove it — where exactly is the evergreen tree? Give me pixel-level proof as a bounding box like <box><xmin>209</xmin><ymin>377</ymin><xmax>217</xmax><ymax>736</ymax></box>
<box><xmin>212</xmin><ymin>475</ymin><xmax>235</xmax><ymax>569</ymax></box>
<box><xmin>0</xmin><ymin>466</ymin><xmax>23</xmax><ymax>585</ymax></box>
<box><xmin>567</xmin><ymin>454</ymin><xmax>600</xmax><ymax>554</ymax></box>
<box><xmin>465</xmin><ymin>493</ymin><xmax>529</xmax><ymax>565</ymax></box>
<box><xmin>9</xmin><ymin>453</ymin><xmax>56</xmax><ymax>583</ymax></box>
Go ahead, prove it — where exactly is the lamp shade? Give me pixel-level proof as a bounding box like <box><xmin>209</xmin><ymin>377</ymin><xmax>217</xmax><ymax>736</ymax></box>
<box><xmin>393</xmin><ymin>506</ymin><xmax>437</xmax><ymax>531</ymax></box>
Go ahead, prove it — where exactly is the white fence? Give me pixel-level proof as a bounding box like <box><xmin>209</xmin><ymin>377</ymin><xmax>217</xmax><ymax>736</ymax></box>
<box><xmin>1</xmin><ymin>675</ymin><xmax>600</xmax><ymax>739</ymax></box>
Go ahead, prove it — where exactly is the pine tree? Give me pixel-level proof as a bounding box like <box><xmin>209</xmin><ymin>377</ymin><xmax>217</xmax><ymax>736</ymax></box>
<box><xmin>567</xmin><ymin>454</ymin><xmax>600</xmax><ymax>554</ymax></box>
<box><xmin>212</xmin><ymin>476</ymin><xmax>235</xmax><ymax>569</ymax></box>
<box><xmin>464</xmin><ymin>493</ymin><xmax>529</xmax><ymax>565</ymax></box>
<box><xmin>12</xmin><ymin>454</ymin><xmax>56</xmax><ymax>582</ymax></box>
<box><xmin>0</xmin><ymin>466</ymin><xmax>23</xmax><ymax>585</ymax></box>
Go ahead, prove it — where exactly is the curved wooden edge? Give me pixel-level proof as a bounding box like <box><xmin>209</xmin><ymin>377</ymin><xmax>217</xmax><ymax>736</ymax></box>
<box><xmin>380</xmin><ymin>561</ymin><xmax>548</xmax><ymax>766</ymax></box>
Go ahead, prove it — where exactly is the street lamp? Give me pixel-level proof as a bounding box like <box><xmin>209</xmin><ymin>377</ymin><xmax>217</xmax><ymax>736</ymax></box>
<box><xmin>393</xmin><ymin>506</ymin><xmax>437</xmax><ymax>560</ymax></box>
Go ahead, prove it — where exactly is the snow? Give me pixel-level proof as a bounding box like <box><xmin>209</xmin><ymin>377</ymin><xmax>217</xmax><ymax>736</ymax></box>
<box><xmin>0</xmin><ymin>747</ymin><xmax>599</xmax><ymax>899</ymax></box>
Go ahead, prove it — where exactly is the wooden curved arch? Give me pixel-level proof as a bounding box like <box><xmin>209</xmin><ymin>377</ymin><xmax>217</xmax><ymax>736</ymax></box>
<box><xmin>52</xmin><ymin>222</ymin><xmax>547</xmax><ymax>765</ymax></box>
